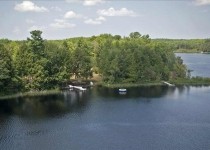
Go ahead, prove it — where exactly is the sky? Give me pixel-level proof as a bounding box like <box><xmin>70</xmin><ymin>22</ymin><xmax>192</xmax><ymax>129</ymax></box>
<box><xmin>0</xmin><ymin>0</ymin><xmax>210</xmax><ymax>40</ymax></box>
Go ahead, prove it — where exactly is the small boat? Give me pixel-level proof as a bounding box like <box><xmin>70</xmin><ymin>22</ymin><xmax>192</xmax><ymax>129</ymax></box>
<box><xmin>90</xmin><ymin>81</ymin><xmax>94</xmax><ymax>86</ymax></box>
<box><xmin>119</xmin><ymin>88</ymin><xmax>127</xmax><ymax>92</ymax></box>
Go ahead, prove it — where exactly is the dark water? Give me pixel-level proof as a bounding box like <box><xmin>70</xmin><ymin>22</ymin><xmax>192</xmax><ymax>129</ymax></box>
<box><xmin>176</xmin><ymin>53</ymin><xmax>210</xmax><ymax>77</ymax></box>
<box><xmin>1</xmin><ymin>86</ymin><xmax>210</xmax><ymax>150</ymax></box>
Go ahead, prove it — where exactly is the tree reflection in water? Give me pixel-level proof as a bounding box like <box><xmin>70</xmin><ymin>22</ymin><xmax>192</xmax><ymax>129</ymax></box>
<box><xmin>0</xmin><ymin>90</ymin><xmax>90</xmax><ymax>118</ymax></box>
<box><xmin>0</xmin><ymin>85</ymin><xmax>203</xmax><ymax>119</ymax></box>
<box><xmin>95</xmin><ymin>86</ymin><xmax>177</xmax><ymax>99</ymax></box>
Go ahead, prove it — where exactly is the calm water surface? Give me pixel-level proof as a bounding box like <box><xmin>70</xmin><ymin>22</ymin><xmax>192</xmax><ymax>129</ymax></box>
<box><xmin>1</xmin><ymin>86</ymin><xmax>210</xmax><ymax>150</ymax></box>
<box><xmin>176</xmin><ymin>53</ymin><xmax>210</xmax><ymax>77</ymax></box>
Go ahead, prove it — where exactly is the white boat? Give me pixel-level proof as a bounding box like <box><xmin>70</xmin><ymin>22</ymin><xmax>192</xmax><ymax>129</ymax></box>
<box><xmin>119</xmin><ymin>88</ymin><xmax>127</xmax><ymax>92</ymax></box>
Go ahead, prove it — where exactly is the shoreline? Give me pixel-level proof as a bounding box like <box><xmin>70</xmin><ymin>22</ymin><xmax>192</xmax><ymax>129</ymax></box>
<box><xmin>0</xmin><ymin>89</ymin><xmax>61</xmax><ymax>100</ymax></box>
<box><xmin>99</xmin><ymin>82</ymin><xmax>163</xmax><ymax>88</ymax></box>
<box><xmin>99</xmin><ymin>77</ymin><xmax>210</xmax><ymax>88</ymax></box>
<box><xmin>1</xmin><ymin>79</ymin><xmax>210</xmax><ymax>100</ymax></box>
<box><xmin>100</xmin><ymin>81</ymin><xmax>210</xmax><ymax>88</ymax></box>
<box><xmin>174</xmin><ymin>51</ymin><xmax>210</xmax><ymax>54</ymax></box>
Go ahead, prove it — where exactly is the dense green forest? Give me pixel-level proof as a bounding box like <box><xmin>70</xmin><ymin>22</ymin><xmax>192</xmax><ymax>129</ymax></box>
<box><xmin>0</xmin><ymin>31</ymin><xmax>189</xmax><ymax>94</ymax></box>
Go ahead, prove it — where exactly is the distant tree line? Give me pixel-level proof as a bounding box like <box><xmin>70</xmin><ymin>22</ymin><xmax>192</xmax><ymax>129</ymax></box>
<box><xmin>153</xmin><ymin>38</ymin><xmax>210</xmax><ymax>52</ymax></box>
<box><xmin>0</xmin><ymin>30</ymin><xmax>187</xmax><ymax>94</ymax></box>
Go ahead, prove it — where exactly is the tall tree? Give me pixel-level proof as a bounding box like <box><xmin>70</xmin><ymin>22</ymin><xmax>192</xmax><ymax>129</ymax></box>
<box><xmin>72</xmin><ymin>39</ymin><xmax>92</xmax><ymax>79</ymax></box>
<box><xmin>44</xmin><ymin>41</ymin><xmax>72</xmax><ymax>88</ymax></box>
<box><xmin>24</xmin><ymin>30</ymin><xmax>47</xmax><ymax>90</ymax></box>
<box><xmin>27</xmin><ymin>30</ymin><xmax>45</xmax><ymax>58</ymax></box>
<box><xmin>129</xmin><ymin>32</ymin><xmax>141</xmax><ymax>39</ymax></box>
<box><xmin>0</xmin><ymin>44</ymin><xmax>14</xmax><ymax>93</ymax></box>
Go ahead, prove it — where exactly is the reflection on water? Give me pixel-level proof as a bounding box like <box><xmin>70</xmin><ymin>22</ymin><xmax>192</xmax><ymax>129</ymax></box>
<box><xmin>0</xmin><ymin>90</ymin><xmax>90</xmax><ymax>118</ymax></box>
<box><xmin>94</xmin><ymin>85</ymin><xmax>175</xmax><ymax>98</ymax></box>
<box><xmin>0</xmin><ymin>86</ymin><xmax>206</xmax><ymax>118</ymax></box>
<box><xmin>1</xmin><ymin>86</ymin><xmax>210</xmax><ymax>150</ymax></box>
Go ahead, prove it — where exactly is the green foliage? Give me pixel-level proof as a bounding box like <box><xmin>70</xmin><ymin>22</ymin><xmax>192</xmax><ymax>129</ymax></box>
<box><xmin>0</xmin><ymin>31</ymin><xmax>190</xmax><ymax>94</ymax></box>
<box><xmin>201</xmin><ymin>39</ymin><xmax>210</xmax><ymax>52</ymax></box>
<box><xmin>44</xmin><ymin>41</ymin><xmax>72</xmax><ymax>89</ymax></box>
<box><xmin>171</xmin><ymin>76</ymin><xmax>210</xmax><ymax>85</ymax></box>
<box><xmin>96</xmin><ymin>35</ymin><xmax>187</xmax><ymax>84</ymax></box>
<box><xmin>0</xmin><ymin>44</ymin><xmax>14</xmax><ymax>93</ymax></box>
<box><xmin>172</xmin><ymin>56</ymin><xmax>187</xmax><ymax>79</ymax></box>
<box><xmin>72</xmin><ymin>39</ymin><xmax>92</xmax><ymax>79</ymax></box>
<box><xmin>152</xmin><ymin>39</ymin><xmax>206</xmax><ymax>52</ymax></box>
<box><xmin>129</xmin><ymin>32</ymin><xmax>141</xmax><ymax>39</ymax></box>
<box><xmin>13</xmin><ymin>30</ymin><xmax>48</xmax><ymax>91</ymax></box>
<box><xmin>27</xmin><ymin>30</ymin><xmax>45</xmax><ymax>57</ymax></box>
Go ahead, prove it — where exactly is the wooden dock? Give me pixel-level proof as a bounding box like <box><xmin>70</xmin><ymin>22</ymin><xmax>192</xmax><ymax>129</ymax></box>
<box><xmin>69</xmin><ymin>85</ymin><xmax>87</xmax><ymax>91</ymax></box>
<box><xmin>162</xmin><ymin>81</ymin><xmax>175</xmax><ymax>87</ymax></box>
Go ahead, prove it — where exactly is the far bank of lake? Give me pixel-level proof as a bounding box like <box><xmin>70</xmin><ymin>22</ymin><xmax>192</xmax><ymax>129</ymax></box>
<box><xmin>176</xmin><ymin>53</ymin><xmax>210</xmax><ymax>78</ymax></box>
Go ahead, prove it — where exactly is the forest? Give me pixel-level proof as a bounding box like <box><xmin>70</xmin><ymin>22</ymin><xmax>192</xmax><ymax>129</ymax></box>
<box><xmin>0</xmin><ymin>31</ymin><xmax>190</xmax><ymax>94</ymax></box>
<box><xmin>153</xmin><ymin>38</ymin><xmax>210</xmax><ymax>53</ymax></box>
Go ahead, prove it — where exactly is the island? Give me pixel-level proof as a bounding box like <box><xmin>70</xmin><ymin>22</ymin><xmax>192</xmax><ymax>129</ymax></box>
<box><xmin>1</xmin><ymin>30</ymin><xmax>210</xmax><ymax>98</ymax></box>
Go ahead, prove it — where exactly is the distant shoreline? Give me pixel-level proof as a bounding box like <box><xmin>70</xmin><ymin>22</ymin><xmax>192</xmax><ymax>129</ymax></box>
<box><xmin>174</xmin><ymin>50</ymin><xmax>210</xmax><ymax>54</ymax></box>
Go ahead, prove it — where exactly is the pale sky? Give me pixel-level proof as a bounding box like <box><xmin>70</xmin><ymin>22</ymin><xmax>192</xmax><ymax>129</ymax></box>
<box><xmin>0</xmin><ymin>0</ymin><xmax>210</xmax><ymax>40</ymax></box>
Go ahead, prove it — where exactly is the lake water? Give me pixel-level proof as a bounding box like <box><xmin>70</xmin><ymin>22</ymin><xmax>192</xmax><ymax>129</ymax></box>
<box><xmin>176</xmin><ymin>53</ymin><xmax>210</xmax><ymax>77</ymax></box>
<box><xmin>1</xmin><ymin>85</ymin><xmax>210</xmax><ymax>150</ymax></box>
<box><xmin>1</xmin><ymin>53</ymin><xmax>210</xmax><ymax>150</ymax></box>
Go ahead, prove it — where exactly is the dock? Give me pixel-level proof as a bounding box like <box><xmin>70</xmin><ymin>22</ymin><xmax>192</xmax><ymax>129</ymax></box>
<box><xmin>162</xmin><ymin>81</ymin><xmax>175</xmax><ymax>87</ymax></box>
<box><xmin>69</xmin><ymin>85</ymin><xmax>87</xmax><ymax>91</ymax></box>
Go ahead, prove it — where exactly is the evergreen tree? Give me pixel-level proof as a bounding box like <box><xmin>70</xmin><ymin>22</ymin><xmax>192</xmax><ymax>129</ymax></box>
<box><xmin>0</xmin><ymin>44</ymin><xmax>14</xmax><ymax>93</ymax></box>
